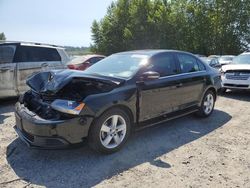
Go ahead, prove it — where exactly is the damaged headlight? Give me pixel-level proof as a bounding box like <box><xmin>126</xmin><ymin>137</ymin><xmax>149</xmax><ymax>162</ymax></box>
<box><xmin>51</xmin><ymin>99</ymin><xmax>85</xmax><ymax>115</ymax></box>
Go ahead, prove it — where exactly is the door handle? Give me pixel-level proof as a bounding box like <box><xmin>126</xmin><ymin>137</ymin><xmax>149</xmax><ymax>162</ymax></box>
<box><xmin>176</xmin><ymin>83</ymin><xmax>183</xmax><ymax>88</ymax></box>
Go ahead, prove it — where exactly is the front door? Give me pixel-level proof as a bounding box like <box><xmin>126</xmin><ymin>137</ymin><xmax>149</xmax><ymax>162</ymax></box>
<box><xmin>0</xmin><ymin>45</ymin><xmax>17</xmax><ymax>98</ymax></box>
<box><xmin>138</xmin><ymin>52</ymin><xmax>181</xmax><ymax>121</ymax></box>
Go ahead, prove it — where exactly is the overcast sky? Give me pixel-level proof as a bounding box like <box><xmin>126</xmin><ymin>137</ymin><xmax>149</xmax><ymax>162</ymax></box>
<box><xmin>0</xmin><ymin>0</ymin><xmax>113</xmax><ymax>46</ymax></box>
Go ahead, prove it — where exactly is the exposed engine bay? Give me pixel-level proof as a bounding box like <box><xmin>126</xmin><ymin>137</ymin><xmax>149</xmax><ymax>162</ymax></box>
<box><xmin>20</xmin><ymin>70</ymin><xmax>121</xmax><ymax>120</ymax></box>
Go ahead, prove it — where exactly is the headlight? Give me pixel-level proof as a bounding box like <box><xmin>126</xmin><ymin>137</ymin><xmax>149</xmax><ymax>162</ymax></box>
<box><xmin>51</xmin><ymin>99</ymin><xmax>85</xmax><ymax>115</ymax></box>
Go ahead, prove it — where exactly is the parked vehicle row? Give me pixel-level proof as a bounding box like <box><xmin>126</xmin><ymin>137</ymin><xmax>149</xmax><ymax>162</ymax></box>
<box><xmin>218</xmin><ymin>55</ymin><xmax>235</xmax><ymax>65</ymax></box>
<box><xmin>198</xmin><ymin>55</ymin><xmax>235</xmax><ymax>69</ymax></box>
<box><xmin>199</xmin><ymin>52</ymin><xmax>250</xmax><ymax>93</ymax></box>
<box><xmin>67</xmin><ymin>54</ymin><xmax>105</xmax><ymax>70</ymax></box>
<box><xmin>15</xmin><ymin>50</ymin><xmax>221</xmax><ymax>153</ymax></box>
<box><xmin>220</xmin><ymin>52</ymin><xmax>250</xmax><ymax>92</ymax></box>
<box><xmin>200</xmin><ymin>57</ymin><xmax>221</xmax><ymax>69</ymax></box>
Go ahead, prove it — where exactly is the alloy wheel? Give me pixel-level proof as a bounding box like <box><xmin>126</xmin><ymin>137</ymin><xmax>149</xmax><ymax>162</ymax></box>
<box><xmin>99</xmin><ymin>115</ymin><xmax>127</xmax><ymax>149</ymax></box>
<box><xmin>203</xmin><ymin>93</ymin><xmax>214</xmax><ymax>115</ymax></box>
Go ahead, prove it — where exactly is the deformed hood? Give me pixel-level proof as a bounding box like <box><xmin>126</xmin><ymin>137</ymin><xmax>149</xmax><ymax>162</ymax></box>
<box><xmin>26</xmin><ymin>69</ymin><xmax>123</xmax><ymax>94</ymax></box>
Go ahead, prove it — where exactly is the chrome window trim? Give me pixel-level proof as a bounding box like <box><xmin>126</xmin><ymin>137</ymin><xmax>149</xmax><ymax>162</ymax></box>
<box><xmin>159</xmin><ymin>71</ymin><xmax>207</xmax><ymax>80</ymax></box>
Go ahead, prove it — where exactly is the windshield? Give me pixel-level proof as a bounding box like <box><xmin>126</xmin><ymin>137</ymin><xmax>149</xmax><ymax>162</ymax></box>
<box><xmin>232</xmin><ymin>54</ymin><xmax>250</xmax><ymax>64</ymax></box>
<box><xmin>84</xmin><ymin>53</ymin><xmax>149</xmax><ymax>79</ymax></box>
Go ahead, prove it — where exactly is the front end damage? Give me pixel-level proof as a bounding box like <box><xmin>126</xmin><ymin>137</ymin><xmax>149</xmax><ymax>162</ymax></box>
<box><xmin>15</xmin><ymin>70</ymin><xmax>120</xmax><ymax>148</ymax></box>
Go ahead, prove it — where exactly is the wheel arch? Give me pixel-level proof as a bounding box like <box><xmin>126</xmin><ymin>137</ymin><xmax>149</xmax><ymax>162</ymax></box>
<box><xmin>87</xmin><ymin>104</ymin><xmax>135</xmax><ymax>136</ymax></box>
<box><xmin>199</xmin><ymin>86</ymin><xmax>217</xmax><ymax>106</ymax></box>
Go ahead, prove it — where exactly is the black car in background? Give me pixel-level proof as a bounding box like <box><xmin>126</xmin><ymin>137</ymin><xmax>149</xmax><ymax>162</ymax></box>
<box><xmin>15</xmin><ymin>50</ymin><xmax>221</xmax><ymax>153</ymax></box>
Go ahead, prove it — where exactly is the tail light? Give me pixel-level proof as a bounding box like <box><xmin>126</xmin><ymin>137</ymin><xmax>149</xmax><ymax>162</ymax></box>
<box><xmin>67</xmin><ymin>63</ymin><xmax>90</xmax><ymax>71</ymax></box>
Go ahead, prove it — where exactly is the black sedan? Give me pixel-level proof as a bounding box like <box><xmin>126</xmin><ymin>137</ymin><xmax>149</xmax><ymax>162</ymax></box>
<box><xmin>15</xmin><ymin>50</ymin><xmax>221</xmax><ymax>153</ymax></box>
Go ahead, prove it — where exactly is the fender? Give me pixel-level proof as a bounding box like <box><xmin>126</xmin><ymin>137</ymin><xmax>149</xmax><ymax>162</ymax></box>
<box><xmin>198</xmin><ymin>85</ymin><xmax>217</xmax><ymax>106</ymax></box>
<box><xmin>82</xmin><ymin>85</ymin><xmax>137</xmax><ymax>124</ymax></box>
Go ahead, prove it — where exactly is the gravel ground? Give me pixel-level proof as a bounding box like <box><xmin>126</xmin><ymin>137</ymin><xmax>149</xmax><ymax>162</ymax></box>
<box><xmin>0</xmin><ymin>91</ymin><xmax>250</xmax><ymax>188</ymax></box>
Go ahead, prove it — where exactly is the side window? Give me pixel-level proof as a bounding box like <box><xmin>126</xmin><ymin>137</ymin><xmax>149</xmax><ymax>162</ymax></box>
<box><xmin>197</xmin><ymin>60</ymin><xmax>206</xmax><ymax>70</ymax></box>
<box><xmin>0</xmin><ymin>45</ymin><xmax>16</xmax><ymax>64</ymax></box>
<box><xmin>177</xmin><ymin>54</ymin><xmax>200</xmax><ymax>73</ymax></box>
<box><xmin>14</xmin><ymin>46</ymin><xmax>61</xmax><ymax>62</ymax></box>
<box><xmin>148</xmin><ymin>53</ymin><xmax>177</xmax><ymax>77</ymax></box>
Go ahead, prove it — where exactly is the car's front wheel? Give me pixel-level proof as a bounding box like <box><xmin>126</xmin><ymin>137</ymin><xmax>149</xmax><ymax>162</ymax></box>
<box><xmin>88</xmin><ymin>108</ymin><xmax>131</xmax><ymax>154</ymax></box>
<box><xmin>196</xmin><ymin>90</ymin><xmax>215</xmax><ymax>117</ymax></box>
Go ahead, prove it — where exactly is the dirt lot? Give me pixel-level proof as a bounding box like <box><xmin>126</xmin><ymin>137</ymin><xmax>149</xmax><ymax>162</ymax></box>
<box><xmin>0</xmin><ymin>91</ymin><xmax>250</xmax><ymax>188</ymax></box>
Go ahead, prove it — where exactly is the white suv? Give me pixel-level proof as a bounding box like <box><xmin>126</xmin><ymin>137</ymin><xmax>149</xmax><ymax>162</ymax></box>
<box><xmin>221</xmin><ymin>52</ymin><xmax>250</xmax><ymax>92</ymax></box>
<box><xmin>0</xmin><ymin>41</ymin><xmax>70</xmax><ymax>98</ymax></box>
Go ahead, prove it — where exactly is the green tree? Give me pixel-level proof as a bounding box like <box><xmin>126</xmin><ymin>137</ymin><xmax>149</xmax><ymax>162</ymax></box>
<box><xmin>0</xmin><ymin>32</ymin><xmax>6</xmax><ymax>41</ymax></box>
<box><xmin>91</xmin><ymin>0</ymin><xmax>250</xmax><ymax>55</ymax></box>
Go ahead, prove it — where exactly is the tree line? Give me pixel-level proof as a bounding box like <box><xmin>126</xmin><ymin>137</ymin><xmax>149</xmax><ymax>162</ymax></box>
<box><xmin>91</xmin><ymin>0</ymin><xmax>250</xmax><ymax>56</ymax></box>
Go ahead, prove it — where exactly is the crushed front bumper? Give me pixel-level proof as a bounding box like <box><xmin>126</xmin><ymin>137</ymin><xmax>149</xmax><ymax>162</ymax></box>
<box><xmin>15</xmin><ymin>102</ymin><xmax>93</xmax><ymax>149</ymax></box>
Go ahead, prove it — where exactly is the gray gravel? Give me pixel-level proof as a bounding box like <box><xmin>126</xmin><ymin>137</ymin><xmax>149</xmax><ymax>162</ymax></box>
<box><xmin>0</xmin><ymin>91</ymin><xmax>250</xmax><ymax>188</ymax></box>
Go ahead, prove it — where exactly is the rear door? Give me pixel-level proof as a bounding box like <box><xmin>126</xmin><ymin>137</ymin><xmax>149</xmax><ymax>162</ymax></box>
<box><xmin>0</xmin><ymin>45</ymin><xmax>17</xmax><ymax>98</ymax></box>
<box><xmin>175</xmin><ymin>53</ymin><xmax>207</xmax><ymax>109</ymax></box>
<box><xmin>14</xmin><ymin>45</ymin><xmax>63</xmax><ymax>94</ymax></box>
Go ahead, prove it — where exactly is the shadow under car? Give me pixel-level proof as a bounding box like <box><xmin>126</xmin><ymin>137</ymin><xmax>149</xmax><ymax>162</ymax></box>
<box><xmin>7</xmin><ymin>109</ymin><xmax>231</xmax><ymax>188</ymax></box>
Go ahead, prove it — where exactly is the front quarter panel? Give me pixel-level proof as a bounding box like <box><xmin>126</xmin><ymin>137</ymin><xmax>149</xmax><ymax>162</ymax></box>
<box><xmin>80</xmin><ymin>84</ymin><xmax>137</xmax><ymax>123</ymax></box>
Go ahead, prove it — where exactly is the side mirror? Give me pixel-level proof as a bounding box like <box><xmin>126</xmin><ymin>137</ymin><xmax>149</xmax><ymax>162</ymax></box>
<box><xmin>140</xmin><ymin>71</ymin><xmax>160</xmax><ymax>81</ymax></box>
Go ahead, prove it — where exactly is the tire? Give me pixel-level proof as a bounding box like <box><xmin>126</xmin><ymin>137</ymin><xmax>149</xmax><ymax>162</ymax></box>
<box><xmin>196</xmin><ymin>90</ymin><xmax>215</xmax><ymax>118</ymax></box>
<box><xmin>88</xmin><ymin>108</ymin><xmax>131</xmax><ymax>154</ymax></box>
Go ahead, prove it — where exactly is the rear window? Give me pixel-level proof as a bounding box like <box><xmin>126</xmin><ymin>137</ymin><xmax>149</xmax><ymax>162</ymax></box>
<box><xmin>14</xmin><ymin>46</ymin><xmax>61</xmax><ymax>62</ymax></box>
<box><xmin>0</xmin><ymin>45</ymin><xmax>16</xmax><ymax>64</ymax></box>
<box><xmin>89</xmin><ymin>57</ymin><xmax>104</xmax><ymax>64</ymax></box>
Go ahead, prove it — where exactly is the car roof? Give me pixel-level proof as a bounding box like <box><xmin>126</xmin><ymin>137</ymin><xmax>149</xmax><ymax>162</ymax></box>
<box><xmin>114</xmin><ymin>49</ymin><xmax>194</xmax><ymax>57</ymax></box>
<box><xmin>0</xmin><ymin>41</ymin><xmax>64</xmax><ymax>49</ymax></box>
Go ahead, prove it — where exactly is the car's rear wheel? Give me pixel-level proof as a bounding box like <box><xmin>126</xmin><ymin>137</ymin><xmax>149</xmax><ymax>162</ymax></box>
<box><xmin>88</xmin><ymin>108</ymin><xmax>131</xmax><ymax>154</ymax></box>
<box><xmin>196</xmin><ymin>90</ymin><xmax>215</xmax><ymax>117</ymax></box>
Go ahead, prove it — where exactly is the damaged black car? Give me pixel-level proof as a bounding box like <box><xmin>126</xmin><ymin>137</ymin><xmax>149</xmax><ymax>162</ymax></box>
<box><xmin>15</xmin><ymin>50</ymin><xmax>221</xmax><ymax>153</ymax></box>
